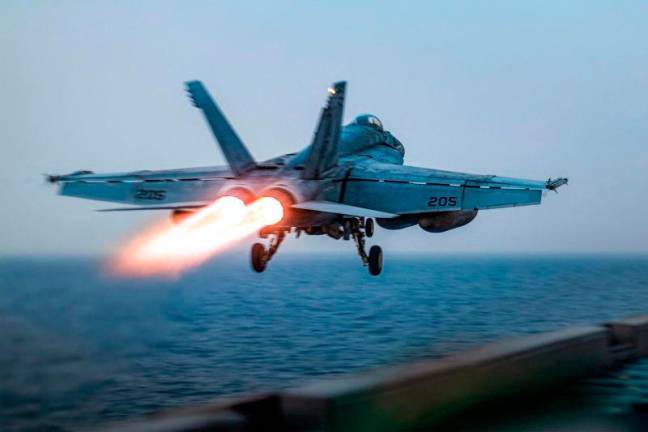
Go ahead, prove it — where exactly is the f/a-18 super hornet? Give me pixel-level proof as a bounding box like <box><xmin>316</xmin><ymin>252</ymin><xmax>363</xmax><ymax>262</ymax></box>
<box><xmin>48</xmin><ymin>81</ymin><xmax>567</xmax><ymax>276</ymax></box>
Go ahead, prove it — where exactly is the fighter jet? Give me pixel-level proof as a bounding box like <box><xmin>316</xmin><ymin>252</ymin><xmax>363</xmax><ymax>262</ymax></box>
<box><xmin>48</xmin><ymin>81</ymin><xmax>567</xmax><ymax>276</ymax></box>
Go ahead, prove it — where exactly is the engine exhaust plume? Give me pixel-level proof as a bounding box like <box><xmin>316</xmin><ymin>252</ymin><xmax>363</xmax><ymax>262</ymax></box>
<box><xmin>108</xmin><ymin>196</ymin><xmax>284</xmax><ymax>278</ymax></box>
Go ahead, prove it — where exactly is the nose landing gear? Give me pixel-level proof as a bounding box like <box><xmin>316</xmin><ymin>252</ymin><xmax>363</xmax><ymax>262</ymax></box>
<box><xmin>365</xmin><ymin>217</ymin><xmax>374</xmax><ymax>238</ymax></box>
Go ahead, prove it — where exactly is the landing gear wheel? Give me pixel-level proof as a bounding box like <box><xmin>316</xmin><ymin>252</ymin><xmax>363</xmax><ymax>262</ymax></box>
<box><xmin>368</xmin><ymin>245</ymin><xmax>383</xmax><ymax>276</ymax></box>
<box><xmin>365</xmin><ymin>218</ymin><xmax>374</xmax><ymax>238</ymax></box>
<box><xmin>251</xmin><ymin>243</ymin><xmax>267</xmax><ymax>273</ymax></box>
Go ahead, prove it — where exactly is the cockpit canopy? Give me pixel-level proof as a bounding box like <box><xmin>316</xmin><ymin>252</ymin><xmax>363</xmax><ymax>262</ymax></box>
<box><xmin>353</xmin><ymin>114</ymin><xmax>383</xmax><ymax>132</ymax></box>
<box><xmin>346</xmin><ymin>113</ymin><xmax>404</xmax><ymax>161</ymax></box>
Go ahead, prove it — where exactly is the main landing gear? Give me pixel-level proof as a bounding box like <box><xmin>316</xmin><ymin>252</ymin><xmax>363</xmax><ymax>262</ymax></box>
<box><xmin>251</xmin><ymin>230</ymin><xmax>285</xmax><ymax>273</ymax></box>
<box><xmin>348</xmin><ymin>218</ymin><xmax>383</xmax><ymax>276</ymax></box>
<box><xmin>250</xmin><ymin>218</ymin><xmax>382</xmax><ymax>276</ymax></box>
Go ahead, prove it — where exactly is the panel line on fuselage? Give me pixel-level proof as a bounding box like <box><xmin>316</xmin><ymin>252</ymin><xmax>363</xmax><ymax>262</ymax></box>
<box><xmin>337</xmin><ymin>167</ymin><xmax>354</xmax><ymax>204</ymax></box>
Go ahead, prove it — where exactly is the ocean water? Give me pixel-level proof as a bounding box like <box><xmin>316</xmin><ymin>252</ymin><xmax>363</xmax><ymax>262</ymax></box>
<box><xmin>1</xmin><ymin>254</ymin><xmax>647</xmax><ymax>431</ymax></box>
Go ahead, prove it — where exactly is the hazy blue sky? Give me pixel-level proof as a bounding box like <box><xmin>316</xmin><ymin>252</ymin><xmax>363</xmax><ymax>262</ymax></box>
<box><xmin>2</xmin><ymin>1</ymin><xmax>647</xmax><ymax>255</ymax></box>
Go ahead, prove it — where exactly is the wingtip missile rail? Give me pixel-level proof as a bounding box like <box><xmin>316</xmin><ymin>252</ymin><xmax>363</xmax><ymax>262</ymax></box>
<box><xmin>546</xmin><ymin>177</ymin><xmax>569</xmax><ymax>192</ymax></box>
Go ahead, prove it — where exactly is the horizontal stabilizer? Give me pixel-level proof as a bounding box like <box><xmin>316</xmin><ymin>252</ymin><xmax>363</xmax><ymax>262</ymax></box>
<box><xmin>185</xmin><ymin>81</ymin><xmax>256</xmax><ymax>175</ymax></box>
<box><xmin>292</xmin><ymin>201</ymin><xmax>397</xmax><ymax>218</ymax></box>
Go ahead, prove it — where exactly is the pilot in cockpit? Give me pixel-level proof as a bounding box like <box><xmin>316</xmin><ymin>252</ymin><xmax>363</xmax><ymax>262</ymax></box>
<box><xmin>352</xmin><ymin>114</ymin><xmax>404</xmax><ymax>157</ymax></box>
<box><xmin>353</xmin><ymin>114</ymin><xmax>384</xmax><ymax>131</ymax></box>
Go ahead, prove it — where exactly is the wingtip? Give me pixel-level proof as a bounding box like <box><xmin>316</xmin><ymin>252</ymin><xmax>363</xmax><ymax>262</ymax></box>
<box><xmin>44</xmin><ymin>174</ymin><xmax>59</xmax><ymax>184</ymax></box>
<box><xmin>44</xmin><ymin>170</ymin><xmax>94</xmax><ymax>184</ymax></box>
<box><xmin>546</xmin><ymin>177</ymin><xmax>569</xmax><ymax>191</ymax></box>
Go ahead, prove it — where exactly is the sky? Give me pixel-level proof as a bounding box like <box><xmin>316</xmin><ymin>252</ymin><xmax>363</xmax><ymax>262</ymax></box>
<box><xmin>1</xmin><ymin>1</ymin><xmax>647</xmax><ymax>256</ymax></box>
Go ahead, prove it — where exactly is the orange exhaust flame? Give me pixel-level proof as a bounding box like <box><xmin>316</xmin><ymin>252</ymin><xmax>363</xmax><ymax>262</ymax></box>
<box><xmin>108</xmin><ymin>196</ymin><xmax>284</xmax><ymax>278</ymax></box>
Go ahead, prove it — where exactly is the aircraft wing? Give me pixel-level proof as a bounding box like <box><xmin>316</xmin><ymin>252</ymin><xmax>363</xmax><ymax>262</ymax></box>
<box><xmin>47</xmin><ymin>166</ymin><xmax>233</xmax><ymax>206</ymax></box>
<box><xmin>332</xmin><ymin>163</ymin><xmax>567</xmax><ymax>215</ymax></box>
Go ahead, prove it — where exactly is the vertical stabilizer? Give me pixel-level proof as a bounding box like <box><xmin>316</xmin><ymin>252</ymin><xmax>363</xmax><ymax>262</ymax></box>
<box><xmin>302</xmin><ymin>81</ymin><xmax>346</xmax><ymax>179</ymax></box>
<box><xmin>185</xmin><ymin>81</ymin><xmax>256</xmax><ymax>175</ymax></box>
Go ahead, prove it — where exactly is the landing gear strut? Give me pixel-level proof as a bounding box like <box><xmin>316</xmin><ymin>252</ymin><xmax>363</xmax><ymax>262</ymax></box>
<box><xmin>250</xmin><ymin>218</ymin><xmax>382</xmax><ymax>276</ymax></box>
<box><xmin>250</xmin><ymin>230</ymin><xmax>285</xmax><ymax>273</ymax></box>
<box><xmin>349</xmin><ymin>218</ymin><xmax>383</xmax><ymax>276</ymax></box>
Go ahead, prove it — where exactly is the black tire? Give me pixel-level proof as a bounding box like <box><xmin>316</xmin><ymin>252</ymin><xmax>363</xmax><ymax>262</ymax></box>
<box><xmin>368</xmin><ymin>245</ymin><xmax>383</xmax><ymax>276</ymax></box>
<box><xmin>365</xmin><ymin>218</ymin><xmax>374</xmax><ymax>237</ymax></box>
<box><xmin>251</xmin><ymin>243</ymin><xmax>267</xmax><ymax>273</ymax></box>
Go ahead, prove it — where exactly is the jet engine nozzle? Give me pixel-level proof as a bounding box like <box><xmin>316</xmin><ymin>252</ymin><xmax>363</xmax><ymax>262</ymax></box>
<box><xmin>219</xmin><ymin>187</ymin><xmax>255</xmax><ymax>204</ymax></box>
<box><xmin>258</xmin><ymin>187</ymin><xmax>298</xmax><ymax>226</ymax></box>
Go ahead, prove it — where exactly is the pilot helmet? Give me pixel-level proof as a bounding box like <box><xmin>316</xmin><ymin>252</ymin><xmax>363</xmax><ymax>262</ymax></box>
<box><xmin>354</xmin><ymin>114</ymin><xmax>383</xmax><ymax>131</ymax></box>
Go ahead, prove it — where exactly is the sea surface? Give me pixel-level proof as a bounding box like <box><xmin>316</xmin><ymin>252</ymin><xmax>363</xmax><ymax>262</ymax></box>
<box><xmin>1</xmin><ymin>254</ymin><xmax>647</xmax><ymax>431</ymax></box>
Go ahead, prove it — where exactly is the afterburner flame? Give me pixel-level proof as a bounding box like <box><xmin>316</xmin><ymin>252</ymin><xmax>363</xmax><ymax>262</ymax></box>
<box><xmin>108</xmin><ymin>196</ymin><xmax>284</xmax><ymax>277</ymax></box>
<box><xmin>249</xmin><ymin>196</ymin><xmax>284</xmax><ymax>225</ymax></box>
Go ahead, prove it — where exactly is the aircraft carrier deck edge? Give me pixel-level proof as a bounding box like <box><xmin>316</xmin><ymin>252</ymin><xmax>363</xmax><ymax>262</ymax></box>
<box><xmin>95</xmin><ymin>315</ymin><xmax>648</xmax><ymax>431</ymax></box>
